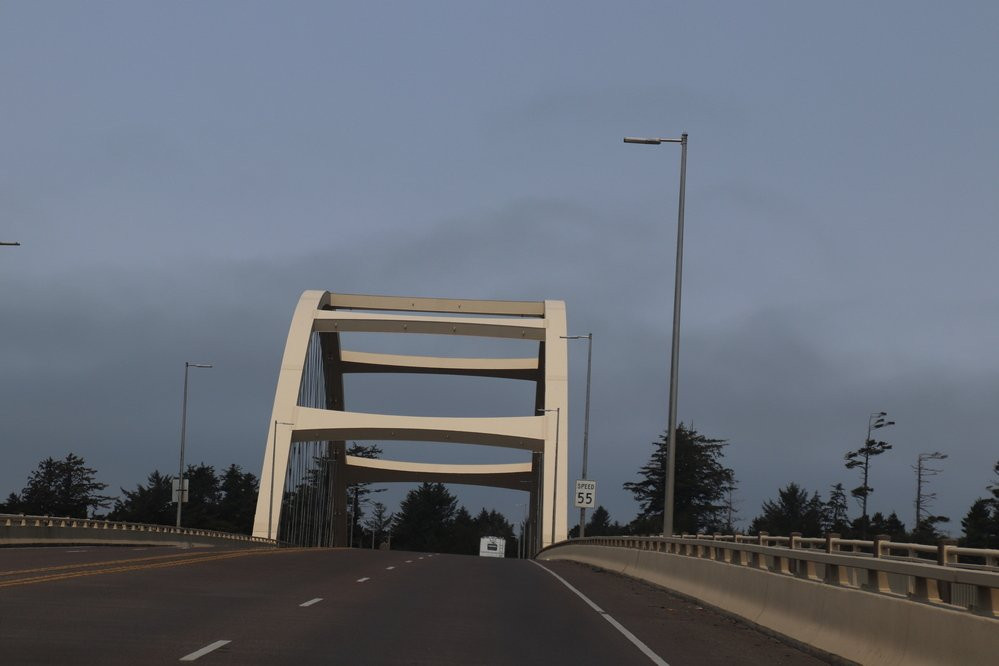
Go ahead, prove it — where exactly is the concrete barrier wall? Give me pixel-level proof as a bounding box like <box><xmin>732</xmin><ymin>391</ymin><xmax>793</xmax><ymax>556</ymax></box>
<box><xmin>0</xmin><ymin>524</ymin><xmax>271</xmax><ymax>550</ymax></box>
<box><xmin>540</xmin><ymin>544</ymin><xmax>998</xmax><ymax>666</ymax></box>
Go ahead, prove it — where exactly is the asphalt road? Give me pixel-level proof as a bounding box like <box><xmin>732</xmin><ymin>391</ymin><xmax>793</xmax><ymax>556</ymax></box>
<box><xmin>0</xmin><ymin>545</ymin><xmax>831</xmax><ymax>665</ymax></box>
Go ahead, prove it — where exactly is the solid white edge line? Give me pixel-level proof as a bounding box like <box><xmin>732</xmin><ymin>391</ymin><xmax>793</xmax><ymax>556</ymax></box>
<box><xmin>299</xmin><ymin>598</ymin><xmax>323</xmax><ymax>607</ymax></box>
<box><xmin>356</xmin><ymin>577</ymin><xmax>370</xmax><ymax>582</ymax></box>
<box><xmin>179</xmin><ymin>640</ymin><xmax>231</xmax><ymax>662</ymax></box>
<box><xmin>530</xmin><ymin>561</ymin><xmax>669</xmax><ymax>666</ymax></box>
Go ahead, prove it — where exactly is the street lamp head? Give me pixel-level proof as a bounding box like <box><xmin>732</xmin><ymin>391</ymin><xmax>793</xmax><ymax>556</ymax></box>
<box><xmin>187</xmin><ymin>362</ymin><xmax>213</xmax><ymax>369</ymax></box>
<box><xmin>624</xmin><ymin>137</ymin><xmax>662</xmax><ymax>145</ymax></box>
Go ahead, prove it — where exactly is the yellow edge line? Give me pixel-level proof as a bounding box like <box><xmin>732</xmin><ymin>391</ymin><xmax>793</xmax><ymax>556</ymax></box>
<box><xmin>0</xmin><ymin>548</ymin><xmax>313</xmax><ymax>589</ymax></box>
<box><xmin>0</xmin><ymin>548</ymin><xmax>254</xmax><ymax>577</ymax></box>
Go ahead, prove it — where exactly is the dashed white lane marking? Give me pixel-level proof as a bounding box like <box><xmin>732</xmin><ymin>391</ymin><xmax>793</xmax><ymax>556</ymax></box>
<box><xmin>356</xmin><ymin>577</ymin><xmax>370</xmax><ymax>583</ymax></box>
<box><xmin>179</xmin><ymin>640</ymin><xmax>231</xmax><ymax>662</ymax></box>
<box><xmin>405</xmin><ymin>560</ymin><xmax>413</xmax><ymax>563</ymax></box>
<box><xmin>531</xmin><ymin>561</ymin><xmax>669</xmax><ymax>666</ymax></box>
<box><xmin>299</xmin><ymin>598</ymin><xmax>323</xmax><ymax>607</ymax></box>
<box><xmin>386</xmin><ymin>566</ymin><xmax>395</xmax><ymax>570</ymax></box>
<box><xmin>65</xmin><ymin>549</ymin><xmax>88</xmax><ymax>553</ymax></box>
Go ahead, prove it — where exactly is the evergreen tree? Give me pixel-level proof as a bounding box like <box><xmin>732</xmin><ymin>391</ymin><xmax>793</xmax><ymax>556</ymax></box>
<box><xmin>363</xmin><ymin>501</ymin><xmax>394</xmax><ymax>549</ymax></box>
<box><xmin>392</xmin><ymin>482</ymin><xmax>458</xmax><ymax>552</ymax></box>
<box><xmin>863</xmin><ymin>511</ymin><xmax>906</xmax><ymax>541</ymax></box>
<box><xmin>624</xmin><ymin>424</ymin><xmax>735</xmax><ymax>534</ymax></box>
<box><xmin>16</xmin><ymin>454</ymin><xmax>111</xmax><ymax>518</ymax></box>
<box><xmin>844</xmin><ymin>437</ymin><xmax>893</xmax><ymax>534</ymax></box>
<box><xmin>180</xmin><ymin>463</ymin><xmax>223</xmax><ymax>529</ymax></box>
<box><xmin>216</xmin><ymin>464</ymin><xmax>259</xmax><ymax>533</ymax></box>
<box><xmin>959</xmin><ymin>462</ymin><xmax>999</xmax><ymax>548</ymax></box>
<box><xmin>960</xmin><ymin>499</ymin><xmax>998</xmax><ymax>548</ymax></box>
<box><xmin>909</xmin><ymin>515</ymin><xmax>950</xmax><ymax>544</ymax></box>
<box><xmin>448</xmin><ymin>506</ymin><xmax>478</xmax><ymax>554</ymax></box>
<box><xmin>749</xmin><ymin>483</ymin><xmax>826</xmax><ymax>537</ymax></box>
<box><xmin>1</xmin><ymin>492</ymin><xmax>22</xmax><ymax>513</ymax></box>
<box><xmin>108</xmin><ymin>471</ymin><xmax>174</xmax><ymax>525</ymax></box>
<box><xmin>581</xmin><ymin>505</ymin><xmax>627</xmax><ymax>537</ymax></box>
<box><xmin>825</xmin><ymin>483</ymin><xmax>851</xmax><ymax>535</ymax></box>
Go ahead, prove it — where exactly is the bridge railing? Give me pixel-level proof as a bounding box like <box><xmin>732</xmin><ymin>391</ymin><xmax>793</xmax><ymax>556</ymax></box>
<box><xmin>0</xmin><ymin>513</ymin><xmax>278</xmax><ymax>547</ymax></box>
<box><xmin>546</xmin><ymin>534</ymin><xmax>999</xmax><ymax>618</ymax></box>
<box><xmin>698</xmin><ymin>531</ymin><xmax>999</xmax><ymax>570</ymax></box>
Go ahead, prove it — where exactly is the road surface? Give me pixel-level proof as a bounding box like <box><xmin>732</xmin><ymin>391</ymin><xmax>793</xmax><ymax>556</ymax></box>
<box><xmin>0</xmin><ymin>545</ymin><xmax>830</xmax><ymax>665</ymax></box>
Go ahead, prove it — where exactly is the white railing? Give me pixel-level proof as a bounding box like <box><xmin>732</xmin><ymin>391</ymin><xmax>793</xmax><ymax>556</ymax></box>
<box><xmin>544</xmin><ymin>533</ymin><xmax>999</xmax><ymax>618</ymax></box>
<box><xmin>0</xmin><ymin>513</ymin><xmax>277</xmax><ymax>546</ymax></box>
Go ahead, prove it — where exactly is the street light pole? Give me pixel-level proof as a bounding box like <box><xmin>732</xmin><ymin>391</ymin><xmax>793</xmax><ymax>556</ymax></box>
<box><xmin>538</xmin><ymin>407</ymin><xmax>561</xmax><ymax>546</ymax></box>
<box><xmin>270</xmin><ymin>420</ymin><xmax>294</xmax><ymax>540</ymax></box>
<box><xmin>624</xmin><ymin>132</ymin><xmax>688</xmax><ymax>537</ymax></box>
<box><xmin>176</xmin><ymin>361</ymin><xmax>213</xmax><ymax>527</ymax></box>
<box><xmin>562</xmin><ymin>334</ymin><xmax>593</xmax><ymax>537</ymax></box>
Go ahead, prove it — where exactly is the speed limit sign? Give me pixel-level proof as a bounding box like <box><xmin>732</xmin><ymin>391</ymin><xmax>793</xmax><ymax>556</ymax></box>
<box><xmin>574</xmin><ymin>479</ymin><xmax>596</xmax><ymax>508</ymax></box>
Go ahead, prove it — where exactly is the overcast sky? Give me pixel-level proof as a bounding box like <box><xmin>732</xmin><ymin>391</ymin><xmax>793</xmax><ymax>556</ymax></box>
<box><xmin>2</xmin><ymin>2</ymin><xmax>997</xmax><ymax>535</ymax></box>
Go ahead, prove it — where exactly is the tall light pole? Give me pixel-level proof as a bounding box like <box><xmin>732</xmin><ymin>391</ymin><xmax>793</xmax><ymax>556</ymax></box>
<box><xmin>270</xmin><ymin>420</ymin><xmax>294</xmax><ymax>539</ymax></box>
<box><xmin>538</xmin><ymin>407</ymin><xmax>561</xmax><ymax>545</ymax></box>
<box><xmin>562</xmin><ymin>333</ymin><xmax>593</xmax><ymax>537</ymax></box>
<box><xmin>624</xmin><ymin>132</ymin><xmax>688</xmax><ymax>537</ymax></box>
<box><xmin>176</xmin><ymin>361</ymin><xmax>213</xmax><ymax>527</ymax></box>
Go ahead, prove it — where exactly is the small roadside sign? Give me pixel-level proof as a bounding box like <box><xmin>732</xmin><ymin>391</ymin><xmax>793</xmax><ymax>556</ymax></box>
<box><xmin>479</xmin><ymin>536</ymin><xmax>506</xmax><ymax>558</ymax></box>
<box><xmin>574</xmin><ymin>479</ymin><xmax>596</xmax><ymax>508</ymax></box>
<box><xmin>171</xmin><ymin>478</ymin><xmax>189</xmax><ymax>503</ymax></box>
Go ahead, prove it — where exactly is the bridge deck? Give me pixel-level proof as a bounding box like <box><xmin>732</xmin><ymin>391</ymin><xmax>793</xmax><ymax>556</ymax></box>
<box><xmin>0</xmin><ymin>546</ymin><xmax>828</xmax><ymax>665</ymax></box>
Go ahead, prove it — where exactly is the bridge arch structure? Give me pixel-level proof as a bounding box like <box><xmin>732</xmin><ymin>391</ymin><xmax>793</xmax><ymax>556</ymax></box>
<box><xmin>251</xmin><ymin>291</ymin><xmax>569</xmax><ymax>552</ymax></box>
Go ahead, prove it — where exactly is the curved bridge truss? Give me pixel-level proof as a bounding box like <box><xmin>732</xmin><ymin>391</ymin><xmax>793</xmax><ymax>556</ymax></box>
<box><xmin>251</xmin><ymin>292</ymin><xmax>569</xmax><ymax>553</ymax></box>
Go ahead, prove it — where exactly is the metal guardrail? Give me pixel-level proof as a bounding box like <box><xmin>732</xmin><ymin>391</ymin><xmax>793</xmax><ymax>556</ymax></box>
<box><xmin>545</xmin><ymin>533</ymin><xmax>999</xmax><ymax>618</ymax></box>
<box><xmin>0</xmin><ymin>514</ymin><xmax>278</xmax><ymax>547</ymax></box>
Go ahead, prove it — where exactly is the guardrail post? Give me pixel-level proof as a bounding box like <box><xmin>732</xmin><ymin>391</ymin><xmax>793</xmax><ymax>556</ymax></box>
<box><xmin>937</xmin><ymin>538</ymin><xmax>957</xmax><ymax>567</ymax></box>
<box><xmin>862</xmin><ymin>535</ymin><xmax>891</xmax><ymax>593</ymax></box>
<box><xmin>936</xmin><ymin>538</ymin><xmax>957</xmax><ymax>604</ymax></box>
<box><xmin>823</xmin><ymin>534</ymin><xmax>850</xmax><ymax>586</ymax></box>
<box><xmin>974</xmin><ymin>585</ymin><xmax>999</xmax><ymax>617</ymax></box>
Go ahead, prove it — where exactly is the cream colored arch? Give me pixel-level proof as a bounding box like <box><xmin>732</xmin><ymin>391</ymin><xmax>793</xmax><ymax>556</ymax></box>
<box><xmin>251</xmin><ymin>291</ymin><xmax>569</xmax><ymax>552</ymax></box>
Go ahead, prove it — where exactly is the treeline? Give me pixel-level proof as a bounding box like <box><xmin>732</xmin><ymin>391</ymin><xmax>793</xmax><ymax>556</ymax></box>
<box><xmin>390</xmin><ymin>482</ymin><xmax>519</xmax><ymax>557</ymax></box>
<box><xmin>0</xmin><ymin>453</ymin><xmax>259</xmax><ymax>535</ymax></box>
<box><xmin>0</xmin><ymin>455</ymin><xmax>522</xmax><ymax>554</ymax></box>
<box><xmin>600</xmin><ymin>424</ymin><xmax>999</xmax><ymax>548</ymax></box>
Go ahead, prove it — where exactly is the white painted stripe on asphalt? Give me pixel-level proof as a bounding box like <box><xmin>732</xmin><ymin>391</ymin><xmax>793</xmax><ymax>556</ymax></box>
<box><xmin>179</xmin><ymin>640</ymin><xmax>231</xmax><ymax>662</ymax></box>
<box><xmin>531</xmin><ymin>561</ymin><xmax>669</xmax><ymax>666</ymax></box>
<box><xmin>418</xmin><ymin>556</ymin><xmax>424</xmax><ymax>560</ymax></box>
<box><xmin>65</xmin><ymin>549</ymin><xmax>87</xmax><ymax>553</ymax></box>
<box><xmin>357</xmin><ymin>577</ymin><xmax>370</xmax><ymax>583</ymax></box>
<box><xmin>299</xmin><ymin>598</ymin><xmax>323</xmax><ymax>607</ymax></box>
<box><xmin>405</xmin><ymin>559</ymin><xmax>413</xmax><ymax>563</ymax></box>
<box><xmin>386</xmin><ymin>566</ymin><xmax>395</xmax><ymax>570</ymax></box>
